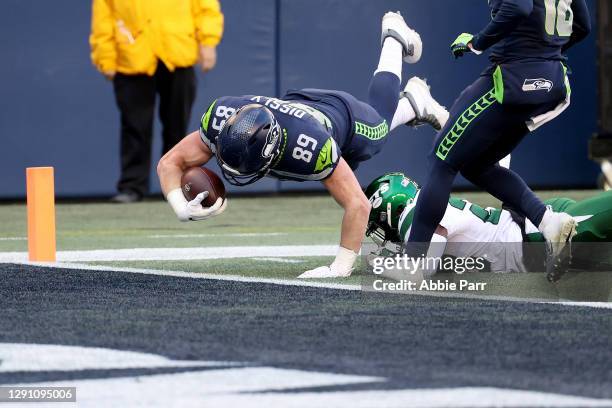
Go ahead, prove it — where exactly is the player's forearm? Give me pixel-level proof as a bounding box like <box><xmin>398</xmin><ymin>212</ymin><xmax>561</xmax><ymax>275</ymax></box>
<box><xmin>472</xmin><ymin>0</ymin><xmax>533</xmax><ymax>52</ymax></box>
<box><xmin>157</xmin><ymin>157</ymin><xmax>185</xmax><ymax>198</ymax></box>
<box><xmin>339</xmin><ymin>201</ymin><xmax>370</xmax><ymax>253</ymax></box>
<box><xmin>157</xmin><ymin>130</ymin><xmax>213</xmax><ymax>197</ymax></box>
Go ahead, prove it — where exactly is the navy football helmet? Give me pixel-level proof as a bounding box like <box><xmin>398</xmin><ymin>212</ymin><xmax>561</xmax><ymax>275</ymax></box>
<box><xmin>216</xmin><ymin>104</ymin><xmax>283</xmax><ymax>186</ymax></box>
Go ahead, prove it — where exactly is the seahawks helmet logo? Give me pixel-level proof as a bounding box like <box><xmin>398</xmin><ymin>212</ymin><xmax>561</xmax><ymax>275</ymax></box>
<box><xmin>262</xmin><ymin>123</ymin><xmax>280</xmax><ymax>159</ymax></box>
<box><xmin>522</xmin><ymin>78</ymin><xmax>553</xmax><ymax>93</ymax></box>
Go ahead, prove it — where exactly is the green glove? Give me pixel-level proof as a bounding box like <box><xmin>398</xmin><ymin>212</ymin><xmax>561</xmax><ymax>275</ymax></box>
<box><xmin>451</xmin><ymin>33</ymin><xmax>475</xmax><ymax>59</ymax></box>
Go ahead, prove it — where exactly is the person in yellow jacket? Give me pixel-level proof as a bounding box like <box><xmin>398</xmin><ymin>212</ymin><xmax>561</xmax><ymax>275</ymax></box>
<box><xmin>90</xmin><ymin>0</ymin><xmax>224</xmax><ymax>203</ymax></box>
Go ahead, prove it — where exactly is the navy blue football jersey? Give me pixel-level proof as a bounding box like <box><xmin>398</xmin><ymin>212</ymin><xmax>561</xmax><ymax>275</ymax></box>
<box><xmin>199</xmin><ymin>95</ymin><xmax>341</xmax><ymax>182</ymax></box>
<box><xmin>472</xmin><ymin>0</ymin><xmax>591</xmax><ymax>64</ymax></box>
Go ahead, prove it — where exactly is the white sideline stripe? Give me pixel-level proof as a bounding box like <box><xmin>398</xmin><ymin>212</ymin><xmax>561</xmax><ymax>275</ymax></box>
<box><xmin>147</xmin><ymin>232</ymin><xmax>288</xmax><ymax>239</ymax></box>
<box><xmin>22</xmin><ymin>262</ymin><xmax>361</xmax><ymax>291</ymax></box>
<box><xmin>5</xmin><ymin>261</ymin><xmax>612</xmax><ymax>309</ymax></box>
<box><xmin>0</xmin><ymin>245</ymin><xmax>337</xmax><ymax>262</ymax></box>
<box><xmin>251</xmin><ymin>257</ymin><xmax>304</xmax><ymax>264</ymax></box>
<box><xmin>0</xmin><ymin>234</ymin><xmax>287</xmax><ymax>241</ymax></box>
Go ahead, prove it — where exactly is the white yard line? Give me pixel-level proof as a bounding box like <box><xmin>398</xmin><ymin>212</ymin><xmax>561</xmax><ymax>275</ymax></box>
<box><xmin>251</xmin><ymin>257</ymin><xmax>305</xmax><ymax>264</ymax></box>
<box><xmin>147</xmin><ymin>232</ymin><xmax>288</xmax><ymax>239</ymax></box>
<box><xmin>16</xmin><ymin>261</ymin><xmax>361</xmax><ymax>291</ymax></box>
<box><xmin>0</xmin><ymin>237</ymin><xmax>26</xmax><ymax>241</ymax></box>
<box><xmin>0</xmin><ymin>245</ymin><xmax>336</xmax><ymax>263</ymax></box>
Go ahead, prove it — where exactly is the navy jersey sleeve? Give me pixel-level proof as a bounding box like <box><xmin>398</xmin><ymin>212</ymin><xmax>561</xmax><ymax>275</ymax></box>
<box><xmin>269</xmin><ymin>129</ymin><xmax>340</xmax><ymax>182</ymax></box>
<box><xmin>472</xmin><ymin>0</ymin><xmax>534</xmax><ymax>52</ymax></box>
<box><xmin>562</xmin><ymin>0</ymin><xmax>591</xmax><ymax>53</ymax></box>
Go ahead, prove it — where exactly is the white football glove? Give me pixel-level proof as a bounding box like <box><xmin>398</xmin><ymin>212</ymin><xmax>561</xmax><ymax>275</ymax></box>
<box><xmin>298</xmin><ymin>264</ymin><xmax>353</xmax><ymax>279</ymax></box>
<box><xmin>298</xmin><ymin>247</ymin><xmax>357</xmax><ymax>279</ymax></box>
<box><xmin>167</xmin><ymin>188</ymin><xmax>227</xmax><ymax>222</ymax></box>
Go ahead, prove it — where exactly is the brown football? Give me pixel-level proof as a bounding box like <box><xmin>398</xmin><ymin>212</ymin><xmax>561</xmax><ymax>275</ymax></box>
<box><xmin>180</xmin><ymin>167</ymin><xmax>226</xmax><ymax>207</ymax></box>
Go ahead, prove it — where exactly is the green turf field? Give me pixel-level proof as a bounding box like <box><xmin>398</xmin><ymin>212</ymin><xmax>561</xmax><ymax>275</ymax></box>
<box><xmin>1</xmin><ymin>193</ymin><xmax>612</xmax><ymax>407</ymax></box>
<box><xmin>2</xmin><ymin>190</ymin><xmax>611</xmax><ymax>303</ymax></box>
<box><xmin>0</xmin><ymin>190</ymin><xmax>598</xmax><ymax>253</ymax></box>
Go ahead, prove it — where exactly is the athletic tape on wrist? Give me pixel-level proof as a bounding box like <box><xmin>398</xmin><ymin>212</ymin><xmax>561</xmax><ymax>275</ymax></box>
<box><xmin>331</xmin><ymin>246</ymin><xmax>359</xmax><ymax>273</ymax></box>
<box><xmin>167</xmin><ymin>188</ymin><xmax>188</xmax><ymax>219</ymax></box>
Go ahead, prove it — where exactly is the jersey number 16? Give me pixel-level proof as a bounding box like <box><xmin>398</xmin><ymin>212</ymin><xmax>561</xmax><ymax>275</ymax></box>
<box><xmin>544</xmin><ymin>0</ymin><xmax>574</xmax><ymax>37</ymax></box>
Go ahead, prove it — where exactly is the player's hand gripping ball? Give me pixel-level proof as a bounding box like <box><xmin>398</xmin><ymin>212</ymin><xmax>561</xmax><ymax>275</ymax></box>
<box><xmin>181</xmin><ymin>167</ymin><xmax>226</xmax><ymax>207</ymax></box>
<box><xmin>179</xmin><ymin>167</ymin><xmax>227</xmax><ymax>221</ymax></box>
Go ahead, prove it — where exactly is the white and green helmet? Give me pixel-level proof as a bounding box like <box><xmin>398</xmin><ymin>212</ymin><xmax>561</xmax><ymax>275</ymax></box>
<box><xmin>365</xmin><ymin>172</ymin><xmax>420</xmax><ymax>244</ymax></box>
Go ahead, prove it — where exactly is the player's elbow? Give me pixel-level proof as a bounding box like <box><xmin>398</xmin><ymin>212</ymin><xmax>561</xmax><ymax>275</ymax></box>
<box><xmin>157</xmin><ymin>150</ymin><xmax>185</xmax><ymax>178</ymax></box>
<box><xmin>156</xmin><ymin>154</ymin><xmax>171</xmax><ymax>178</ymax></box>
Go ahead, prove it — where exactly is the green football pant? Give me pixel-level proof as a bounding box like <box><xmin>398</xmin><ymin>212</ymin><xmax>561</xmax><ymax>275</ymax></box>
<box><xmin>543</xmin><ymin>191</ymin><xmax>612</xmax><ymax>242</ymax></box>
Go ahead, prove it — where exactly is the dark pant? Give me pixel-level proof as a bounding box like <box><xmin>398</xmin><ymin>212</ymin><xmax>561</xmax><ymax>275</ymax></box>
<box><xmin>113</xmin><ymin>62</ymin><xmax>196</xmax><ymax>196</ymax></box>
<box><xmin>408</xmin><ymin>74</ymin><xmax>562</xmax><ymax>243</ymax></box>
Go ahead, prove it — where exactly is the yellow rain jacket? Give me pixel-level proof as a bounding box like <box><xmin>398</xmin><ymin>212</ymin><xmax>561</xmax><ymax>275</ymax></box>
<box><xmin>90</xmin><ymin>0</ymin><xmax>224</xmax><ymax>75</ymax></box>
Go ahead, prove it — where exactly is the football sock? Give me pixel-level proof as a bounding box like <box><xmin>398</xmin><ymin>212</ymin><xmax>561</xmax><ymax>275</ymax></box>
<box><xmin>408</xmin><ymin>159</ymin><xmax>457</xmax><ymax>243</ymax></box>
<box><xmin>390</xmin><ymin>97</ymin><xmax>416</xmax><ymax>130</ymax></box>
<box><xmin>368</xmin><ymin>71</ymin><xmax>401</xmax><ymax>125</ymax></box>
<box><xmin>374</xmin><ymin>38</ymin><xmax>403</xmax><ymax>79</ymax></box>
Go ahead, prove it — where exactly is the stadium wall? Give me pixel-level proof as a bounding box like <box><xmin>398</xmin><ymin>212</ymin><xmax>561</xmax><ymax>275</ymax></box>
<box><xmin>0</xmin><ymin>0</ymin><xmax>599</xmax><ymax>198</ymax></box>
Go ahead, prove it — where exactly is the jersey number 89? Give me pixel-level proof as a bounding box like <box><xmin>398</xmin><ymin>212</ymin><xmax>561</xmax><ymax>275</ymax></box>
<box><xmin>544</xmin><ymin>0</ymin><xmax>573</xmax><ymax>37</ymax></box>
<box><xmin>211</xmin><ymin>106</ymin><xmax>236</xmax><ymax>131</ymax></box>
<box><xmin>292</xmin><ymin>134</ymin><xmax>318</xmax><ymax>163</ymax></box>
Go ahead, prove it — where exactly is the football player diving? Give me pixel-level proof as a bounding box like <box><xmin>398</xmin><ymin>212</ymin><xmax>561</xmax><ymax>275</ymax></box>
<box><xmin>405</xmin><ymin>0</ymin><xmax>592</xmax><ymax>276</ymax></box>
<box><xmin>157</xmin><ymin>12</ymin><xmax>449</xmax><ymax>278</ymax></box>
<box><xmin>365</xmin><ymin>173</ymin><xmax>612</xmax><ymax>281</ymax></box>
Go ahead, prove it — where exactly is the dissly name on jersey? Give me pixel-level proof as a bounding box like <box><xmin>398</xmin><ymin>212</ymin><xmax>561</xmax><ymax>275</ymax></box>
<box><xmin>250</xmin><ymin>96</ymin><xmax>333</xmax><ymax>130</ymax></box>
<box><xmin>251</xmin><ymin>96</ymin><xmax>307</xmax><ymax>118</ymax></box>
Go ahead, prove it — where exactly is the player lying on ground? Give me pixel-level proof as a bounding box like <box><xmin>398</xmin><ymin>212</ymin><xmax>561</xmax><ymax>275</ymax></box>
<box><xmin>364</xmin><ymin>173</ymin><xmax>612</xmax><ymax>279</ymax></box>
<box><xmin>405</xmin><ymin>0</ymin><xmax>592</xmax><ymax>276</ymax></box>
<box><xmin>157</xmin><ymin>12</ymin><xmax>449</xmax><ymax>277</ymax></box>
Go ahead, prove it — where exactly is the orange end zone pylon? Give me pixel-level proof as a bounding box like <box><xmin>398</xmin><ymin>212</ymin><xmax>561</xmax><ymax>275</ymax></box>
<box><xmin>26</xmin><ymin>167</ymin><xmax>56</xmax><ymax>262</ymax></box>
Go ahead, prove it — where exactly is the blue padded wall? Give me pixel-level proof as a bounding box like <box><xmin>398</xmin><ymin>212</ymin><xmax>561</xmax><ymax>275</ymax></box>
<box><xmin>0</xmin><ymin>0</ymin><xmax>599</xmax><ymax>198</ymax></box>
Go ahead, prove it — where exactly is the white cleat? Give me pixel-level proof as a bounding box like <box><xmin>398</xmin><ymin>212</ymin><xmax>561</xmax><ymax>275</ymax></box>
<box><xmin>402</xmin><ymin>77</ymin><xmax>449</xmax><ymax>131</ymax></box>
<box><xmin>381</xmin><ymin>11</ymin><xmax>422</xmax><ymax>64</ymax></box>
<box><xmin>540</xmin><ymin>209</ymin><xmax>578</xmax><ymax>247</ymax></box>
<box><xmin>539</xmin><ymin>207</ymin><xmax>578</xmax><ymax>282</ymax></box>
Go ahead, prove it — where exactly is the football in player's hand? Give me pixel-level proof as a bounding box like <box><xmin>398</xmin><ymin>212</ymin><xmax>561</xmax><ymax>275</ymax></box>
<box><xmin>181</xmin><ymin>167</ymin><xmax>226</xmax><ymax>207</ymax></box>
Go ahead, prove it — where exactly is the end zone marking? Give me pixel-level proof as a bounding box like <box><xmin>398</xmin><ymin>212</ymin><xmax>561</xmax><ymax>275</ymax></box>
<box><xmin>4</xmin><ymin>260</ymin><xmax>611</xmax><ymax>309</ymax></box>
